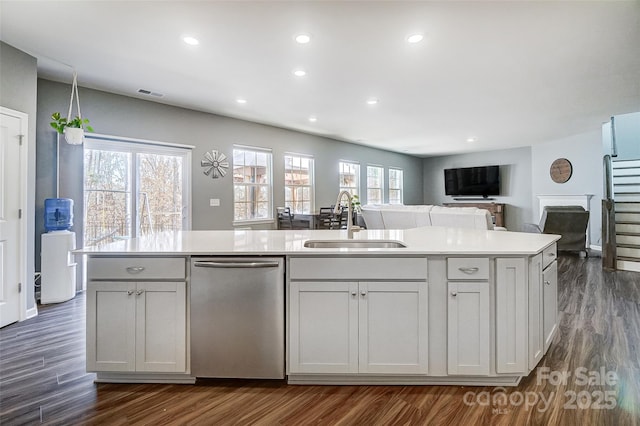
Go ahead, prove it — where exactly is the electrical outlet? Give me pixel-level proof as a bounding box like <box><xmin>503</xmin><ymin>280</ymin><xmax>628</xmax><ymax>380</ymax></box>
<box><xmin>210</xmin><ymin>198</ymin><xmax>220</xmax><ymax>207</ymax></box>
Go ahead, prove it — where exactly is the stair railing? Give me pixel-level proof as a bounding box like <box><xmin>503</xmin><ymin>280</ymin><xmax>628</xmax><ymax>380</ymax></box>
<box><xmin>602</xmin><ymin>154</ymin><xmax>616</xmax><ymax>270</ymax></box>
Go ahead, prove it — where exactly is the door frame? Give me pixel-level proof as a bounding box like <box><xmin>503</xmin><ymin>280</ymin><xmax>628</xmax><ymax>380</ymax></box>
<box><xmin>1</xmin><ymin>106</ymin><xmax>30</xmax><ymax>322</ymax></box>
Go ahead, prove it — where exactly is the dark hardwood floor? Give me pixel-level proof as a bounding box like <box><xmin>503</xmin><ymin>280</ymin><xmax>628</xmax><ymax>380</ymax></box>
<box><xmin>1</xmin><ymin>255</ymin><xmax>639</xmax><ymax>425</ymax></box>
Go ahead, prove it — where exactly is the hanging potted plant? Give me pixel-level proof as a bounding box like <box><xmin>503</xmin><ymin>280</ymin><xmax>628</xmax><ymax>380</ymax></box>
<box><xmin>50</xmin><ymin>112</ymin><xmax>94</xmax><ymax>145</ymax></box>
<box><xmin>49</xmin><ymin>71</ymin><xmax>94</xmax><ymax>145</ymax></box>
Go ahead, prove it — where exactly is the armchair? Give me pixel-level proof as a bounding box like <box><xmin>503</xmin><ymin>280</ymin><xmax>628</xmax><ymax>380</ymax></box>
<box><xmin>524</xmin><ymin>206</ymin><xmax>589</xmax><ymax>255</ymax></box>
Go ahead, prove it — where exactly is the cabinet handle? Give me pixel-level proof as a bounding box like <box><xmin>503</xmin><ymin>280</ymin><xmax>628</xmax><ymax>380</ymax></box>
<box><xmin>351</xmin><ymin>291</ymin><xmax>357</xmax><ymax>296</ymax></box>
<box><xmin>127</xmin><ymin>290</ymin><xmax>134</xmax><ymax>296</ymax></box>
<box><xmin>458</xmin><ymin>267</ymin><xmax>479</xmax><ymax>274</ymax></box>
<box><xmin>361</xmin><ymin>290</ymin><xmax>366</xmax><ymax>297</ymax></box>
<box><xmin>547</xmin><ymin>253</ymin><xmax>555</xmax><ymax>257</ymax></box>
<box><xmin>126</xmin><ymin>266</ymin><xmax>146</xmax><ymax>274</ymax></box>
<box><xmin>544</xmin><ymin>280</ymin><xmax>551</xmax><ymax>286</ymax></box>
<box><xmin>451</xmin><ymin>291</ymin><xmax>458</xmax><ymax>297</ymax></box>
<box><xmin>136</xmin><ymin>289</ymin><xmax>145</xmax><ymax>296</ymax></box>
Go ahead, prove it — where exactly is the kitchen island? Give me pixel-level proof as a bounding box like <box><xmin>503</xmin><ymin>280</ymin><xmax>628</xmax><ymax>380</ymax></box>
<box><xmin>77</xmin><ymin>227</ymin><xmax>559</xmax><ymax>386</ymax></box>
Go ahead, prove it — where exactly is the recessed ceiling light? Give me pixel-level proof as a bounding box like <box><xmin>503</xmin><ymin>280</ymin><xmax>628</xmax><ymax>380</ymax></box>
<box><xmin>466</xmin><ymin>137</ymin><xmax>477</xmax><ymax>143</ymax></box>
<box><xmin>308</xmin><ymin>116</ymin><xmax>317</xmax><ymax>122</ymax></box>
<box><xmin>293</xmin><ymin>69</ymin><xmax>307</xmax><ymax>77</ymax></box>
<box><xmin>236</xmin><ymin>98</ymin><xmax>247</xmax><ymax>104</ymax></box>
<box><xmin>295</xmin><ymin>33</ymin><xmax>312</xmax><ymax>44</ymax></box>
<box><xmin>366</xmin><ymin>98</ymin><xmax>379</xmax><ymax>105</ymax></box>
<box><xmin>406</xmin><ymin>33</ymin><xmax>424</xmax><ymax>44</ymax></box>
<box><xmin>183</xmin><ymin>36</ymin><xmax>199</xmax><ymax>46</ymax></box>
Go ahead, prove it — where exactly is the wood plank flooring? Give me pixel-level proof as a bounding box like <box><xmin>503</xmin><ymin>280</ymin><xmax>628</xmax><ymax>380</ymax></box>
<box><xmin>1</xmin><ymin>255</ymin><xmax>639</xmax><ymax>425</ymax></box>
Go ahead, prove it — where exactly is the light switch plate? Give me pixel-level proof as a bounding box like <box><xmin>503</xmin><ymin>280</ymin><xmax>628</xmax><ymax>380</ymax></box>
<box><xmin>210</xmin><ymin>198</ymin><xmax>220</xmax><ymax>207</ymax></box>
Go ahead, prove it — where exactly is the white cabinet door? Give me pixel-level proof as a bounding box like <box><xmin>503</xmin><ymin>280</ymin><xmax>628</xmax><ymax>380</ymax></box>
<box><xmin>87</xmin><ymin>282</ymin><xmax>136</xmax><ymax>372</ymax></box>
<box><xmin>135</xmin><ymin>282</ymin><xmax>187</xmax><ymax>373</ymax></box>
<box><xmin>495</xmin><ymin>258</ymin><xmax>527</xmax><ymax>374</ymax></box>
<box><xmin>358</xmin><ymin>282</ymin><xmax>428</xmax><ymax>374</ymax></box>
<box><xmin>528</xmin><ymin>254</ymin><xmax>544</xmax><ymax>370</ymax></box>
<box><xmin>289</xmin><ymin>281</ymin><xmax>358</xmax><ymax>374</ymax></box>
<box><xmin>447</xmin><ymin>281</ymin><xmax>490</xmax><ymax>375</ymax></box>
<box><xmin>543</xmin><ymin>261</ymin><xmax>558</xmax><ymax>351</ymax></box>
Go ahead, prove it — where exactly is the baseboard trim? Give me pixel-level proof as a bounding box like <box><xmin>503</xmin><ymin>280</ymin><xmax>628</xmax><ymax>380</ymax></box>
<box><xmin>25</xmin><ymin>306</ymin><xmax>38</xmax><ymax>320</ymax></box>
<box><xmin>287</xmin><ymin>374</ymin><xmax>522</xmax><ymax>387</ymax></box>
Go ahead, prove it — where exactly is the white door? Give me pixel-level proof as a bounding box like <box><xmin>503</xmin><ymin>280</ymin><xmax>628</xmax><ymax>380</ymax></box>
<box><xmin>495</xmin><ymin>258</ymin><xmax>527</xmax><ymax>374</ymax></box>
<box><xmin>543</xmin><ymin>261</ymin><xmax>558</xmax><ymax>351</ymax></box>
<box><xmin>358</xmin><ymin>281</ymin><xmax>428</xmax><ymax>374</ymax></box>
<box><xmin>447</xmin><ymin>281</ymin><xmax>490</xmax><ymax>375</ymax></box>
<box><xmin>135</xmin><ymin>281</ymin><xmax>187</xmax><ymax>373</ymax></box>
<box><xmin>289</xmin><ymin>281</ymin><xmax>359</xmax><ymax>374</ymax></box>
<box><xmin>86</xmin><ymin>281</ymin><xmax>136</xmax><ymax>372</ymax></box>
<box><xmin>0</xmin><ymin>112</ymin><xmax>23</xmax><ymax>328</ymax></box>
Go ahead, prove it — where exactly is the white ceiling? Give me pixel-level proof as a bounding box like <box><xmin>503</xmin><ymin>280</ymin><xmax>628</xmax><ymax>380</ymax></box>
<box><xmin>1</xmin><ymin>1</ymin><xmax>639</xmax><ymax>157</ymax></box>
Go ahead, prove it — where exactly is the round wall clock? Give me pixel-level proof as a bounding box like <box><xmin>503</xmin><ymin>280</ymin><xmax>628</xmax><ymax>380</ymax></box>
<box><xmin>201</xmin><ymin>150</ymin><xmax>229</xmax><ymax>178</ymax></box>
<box><xmin>550</xmin><ymin>158</ymin><xmax>572</xmax><ymax>183</ymax></box>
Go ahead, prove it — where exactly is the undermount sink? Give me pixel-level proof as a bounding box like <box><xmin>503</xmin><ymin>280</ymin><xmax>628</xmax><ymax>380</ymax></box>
<box><xmin>303</xmin><ymin>239</ymin><xmax>407</xmax><ymax>249</ymax></box>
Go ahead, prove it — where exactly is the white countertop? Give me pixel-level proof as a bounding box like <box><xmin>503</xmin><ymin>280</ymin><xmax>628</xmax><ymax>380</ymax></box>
<box><xmin>75</xmin><ymin>227</ymin><xmax>559</xmax><ymax>256</ymax></box>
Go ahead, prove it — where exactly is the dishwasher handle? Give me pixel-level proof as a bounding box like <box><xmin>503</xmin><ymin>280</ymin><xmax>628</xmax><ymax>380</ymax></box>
<box><xmin>193</xmin><ymin>260</ymin><xmax>280</xmax><ymax>269</ymax></box>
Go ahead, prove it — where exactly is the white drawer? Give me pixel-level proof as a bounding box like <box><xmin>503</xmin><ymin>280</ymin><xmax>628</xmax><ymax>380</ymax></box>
<box><xmin>542</xmin><ymin>244</ymin><xmax>557</xmax><ymax>269</ymax></box>
<box><xmin>289</xmin><ymin>257</ymin><xmax>427</xmax><ymax>280</ymax></box>
<box><xmin>447</xmin><ymin>258</ymin><xmax>489</xmax><ymax>280</ymax></box>
<box><xmin>88</xmin><ymin>257</ymin><xmax>186</xmax><ymax>280</ymax></box>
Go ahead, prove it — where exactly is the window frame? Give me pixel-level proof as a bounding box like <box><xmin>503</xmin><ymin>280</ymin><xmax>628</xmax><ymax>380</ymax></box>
<box><xmin>339</xmin><ymin>160</ymin><xmax>360</xmax><ymax>198</ymax></box>
<box><xmin>83</xmin><ymin>134</ymin><xmax>193</xmax><ymax>246</ymax></box>
<box><xmin>388</xmin><ymin>168</ymin><xmax>404</xmax><ymax>205</ymax></box>
<box><xmin>284</xmin><ymin>153</ymin><xmax>315</xmax><ymax>214</ymax></box>
<box><xmin>232</xmin><ymin>145</ymin><xmax>274</xmax><ymax>224</ymax></box>
<box><xmin>366</xmin><ymin>165</ymin><xmax>384</xmax><ymax>205</ymax></box>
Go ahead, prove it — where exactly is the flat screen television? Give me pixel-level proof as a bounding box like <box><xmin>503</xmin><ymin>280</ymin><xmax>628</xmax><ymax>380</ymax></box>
<box><xmin>444</xmin><ymin>165</ymin><xmax>500</xmax><ymax>197</ymax></box>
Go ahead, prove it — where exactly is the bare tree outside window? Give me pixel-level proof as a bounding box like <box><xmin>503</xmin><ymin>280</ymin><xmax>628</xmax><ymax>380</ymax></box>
<box><xmin>389</xmin><ymin>168</ymin><xmax>404</xmax><ymax>205</ymax></box>
<box><xmin>367</xmin><ymin>165</ymin><xmax>384</xmax><ymax>204</ymax></box>
<box><xmin>284</xmin><ymin>154</ymin><xmax>314</xmax><ymax>214</ymax></box>
<box><xmin>233</xmin><ymin>147</ymin><xmax>272</xmax><ymax>221</ymax></box>
<box><xmin>83</xmin><ymin>139</ymin><xmax>190</xmax><ymax>247</ymax></box>
<box><xmin>339</xmin><ymin>161</ymin><xmax>360</xmax><ymax>198</ymax></box>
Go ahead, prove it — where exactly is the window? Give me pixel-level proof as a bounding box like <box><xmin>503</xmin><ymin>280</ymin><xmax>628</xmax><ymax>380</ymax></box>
<box><xmin>83</xmin><ymin>136</ymin><xmax>192</xmax><ymax>247</ymax></box>
<box><xmin>389</xmin><ymin>168</ymin><xmax>404</xmax><ymax>204</ymax></box>
<box><xmin>366</xmin><ymin>165</ymin><xmax>384</xmax><ymax>205</ymax></box>
<box><xmin>233</xmin><ymin>147</ymin><xmax>272</xmax><ymax>222</ymax></box>
<box><xmin>284</xmin><ymin>154</ymin><xmax>314</xmax><ymax>214</ymax></box>
<box><xmin>339</xmin><ymin>161</ymin><xmax>360</xmax><ymax>197</ymax></box>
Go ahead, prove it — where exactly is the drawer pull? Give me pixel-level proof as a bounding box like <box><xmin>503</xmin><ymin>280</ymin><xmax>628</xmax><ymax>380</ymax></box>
<box><xmin>136</xmin><ymin>289</ymin><xmax>145</xmax><ymax>296</ymax></box>
<box><xmin>544</xmin><ymin>280</ymin><xmax>551</xmax><ymax>286</ymax></box>
<box><xmin>451</xmin><ymin>291</ymin><xmax>458</xmax><ymax>297</ymax></box>
<box><xmin>547</xmin><ymin>253</ymin><xmax>556</xmax><ymax>257</ymax></box>
<box><xmin>127</xmin><ymin>290</ymin><xmax>134</xmax><ymax>296</ymax></box>
<box><xmin>126</xmin><ymin>266</ymin><xmax>146</xmax><ymax>274</ymax></box>
<box><xmin>458</xmin><ymin>267</ymin><xmax>480</xmax><ymax>274</ymax></box>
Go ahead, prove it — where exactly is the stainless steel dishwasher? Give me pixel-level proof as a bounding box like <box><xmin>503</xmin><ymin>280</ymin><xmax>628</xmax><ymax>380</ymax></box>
<box><xmin>190</xmin><ymin>257</ymin><xmax>284</xmax><ymax>379</ymax></box>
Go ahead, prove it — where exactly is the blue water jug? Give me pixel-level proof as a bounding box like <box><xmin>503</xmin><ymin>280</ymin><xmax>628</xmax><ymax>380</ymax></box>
<box><xmin>44</xmin><ymin>198</ymin><xmax>74</xmax><ymax>231</ymax></box>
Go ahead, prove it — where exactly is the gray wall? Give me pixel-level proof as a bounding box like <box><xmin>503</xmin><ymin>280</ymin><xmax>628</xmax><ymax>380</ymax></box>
<box><xmin>531</xmin><ymin>130</ymin><xmax>603</xmax><ymax>247</ymax></box>
<box><xmin>0</xmin><ymin>42</ymin><xmax>37</xmax><ymax>311</ymax></box>
<box><xmin>422</xmin><ymin>147</ymin><xmax>533</xmax><ymax>232</ymax></box>
<box><xmin>36</xmin><ymin>78</ymin><xmax>423</xmax><ymax>270</ymax></box>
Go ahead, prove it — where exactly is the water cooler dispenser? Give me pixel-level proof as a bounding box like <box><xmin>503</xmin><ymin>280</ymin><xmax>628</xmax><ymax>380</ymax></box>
<box><xmin>41</xmin><ymin>198</ymin><xmax>77</xmax><ymax>304</ymax></box>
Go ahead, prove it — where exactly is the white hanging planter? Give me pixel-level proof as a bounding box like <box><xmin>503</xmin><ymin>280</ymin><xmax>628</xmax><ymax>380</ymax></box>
<box><xmin>49</xmin><ymin>70</ymin><xmax>94</xmax><ymax>145</ymax></box>
<box><xmin>63</xmin><ymin>127</ymin><xmax>85</xmax><ymax>145</ymax></box>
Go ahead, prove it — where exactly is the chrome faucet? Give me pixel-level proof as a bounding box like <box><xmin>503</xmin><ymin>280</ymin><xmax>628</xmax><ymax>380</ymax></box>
<box><xmin>334</xmin><ymin>190</ymin><xmax>360</xmax><ymax>238</ymax></box>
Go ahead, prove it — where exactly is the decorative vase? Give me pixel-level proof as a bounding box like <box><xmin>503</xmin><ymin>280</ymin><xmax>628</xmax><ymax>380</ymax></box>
<box><xmin>64</xmin><ymin>127</ymin><xmax>84</xmax><ymax>145</ymax></box>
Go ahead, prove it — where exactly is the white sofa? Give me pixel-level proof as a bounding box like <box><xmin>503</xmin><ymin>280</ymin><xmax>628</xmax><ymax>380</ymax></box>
<box><xmin>361</xmin><ymin>204</ymin><xmax>506</xmax><ymax>231</ymax></box>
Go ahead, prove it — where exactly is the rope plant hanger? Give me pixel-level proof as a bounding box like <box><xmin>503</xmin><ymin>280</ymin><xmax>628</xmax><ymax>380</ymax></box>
<box><xmin>50</xmin><ymin>70</ymin><xmax>94</xmax><ymax>145</ymax></box>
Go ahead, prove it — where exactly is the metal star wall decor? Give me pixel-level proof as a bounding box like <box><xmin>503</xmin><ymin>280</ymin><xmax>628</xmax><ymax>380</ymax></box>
<box><xmin>201</xmin><ymin>150</ymin><xmax>229</xmax><ymax>178</ymax></box>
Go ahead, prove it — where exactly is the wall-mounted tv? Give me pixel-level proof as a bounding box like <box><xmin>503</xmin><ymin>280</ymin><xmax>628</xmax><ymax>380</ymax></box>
<box><xmin>444</xmin><ymin>165</ymin><xmax>500</xmax><ymax>197</ymax></box>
